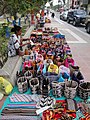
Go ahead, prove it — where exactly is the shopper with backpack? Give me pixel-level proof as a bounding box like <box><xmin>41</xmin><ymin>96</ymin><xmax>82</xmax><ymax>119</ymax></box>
<box><xmin>8</xmin><ymin>25</ymin><xmax>31</xmax><ymax>57</ymax></box>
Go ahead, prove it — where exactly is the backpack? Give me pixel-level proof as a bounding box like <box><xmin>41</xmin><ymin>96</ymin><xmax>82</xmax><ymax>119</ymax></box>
<box><xmin>8</xmin><ymin>35</ymin><xmax>16</xmax><ymax>57</ymax></box>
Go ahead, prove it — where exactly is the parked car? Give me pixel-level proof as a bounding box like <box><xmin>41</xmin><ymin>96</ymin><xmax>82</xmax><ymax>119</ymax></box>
<box><xmin>60</xmin><ymin>11</ymin><xmax>68</xmax><ymax>21</ymax></box>
<box><xmin>67</xmin><ymin>9</ymin><xmax>86</xmax><ymax>26</ymax></box>
<box><xmin>85</xmin><ymin>15</ymin><xmax>90</xmax><ymax>34</ymax></box>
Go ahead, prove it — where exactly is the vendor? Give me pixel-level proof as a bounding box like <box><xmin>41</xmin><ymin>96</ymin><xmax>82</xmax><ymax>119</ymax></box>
<box><xmin>8</xmin><ymin>25</ymin><xmax>31</xmax><ymax>57</ymax></box>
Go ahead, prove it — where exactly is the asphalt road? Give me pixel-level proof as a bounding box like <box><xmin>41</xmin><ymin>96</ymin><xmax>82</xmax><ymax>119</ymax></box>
<box><xmin>54</xmin><ymin>11</ymin><xmax>89</xmax><ymax>35</ymax></box>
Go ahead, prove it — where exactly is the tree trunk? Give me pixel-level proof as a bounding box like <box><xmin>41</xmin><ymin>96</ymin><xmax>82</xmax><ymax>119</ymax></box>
<box><xmin>31</xmin><ymin>14</ymin><xmax>35</xmax><ymax>24</ymax></box>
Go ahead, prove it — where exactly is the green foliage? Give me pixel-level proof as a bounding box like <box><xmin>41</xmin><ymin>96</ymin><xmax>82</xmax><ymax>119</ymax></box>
<box><xmin>0</xmin><ymin>20</ymin><xmax>29</xmax><ymax>68</ymax></box>
<box><xmin>26</xmin><ymin>0</ymin><xmax>46</xmax><ymax>14</ymax></box>
<box><xmin>0</xmin><ymin>0</ymin><xmax>8</xmax><ymax>16</ymax></box>
<box><xmin>0</xmin><ymin>37</ymin><xmax>8</xmax><ymax>57</ymax></box>
<box><xmin>0</xmin><ymin>0</ymin><xmax>47</xmax><ymax>19</ymax></box>
<box><xmin>7</xmin><ymin>0</ymin><xmax>30</xmax><ymax>19</ymax></box>
<box><xmin>0</xmin><ymin>0</ymin><xmax>30</xmax><ymax>19</ymax></box>
<box><xmin>0</xmin><ymin>26</ymin><xmax>9</xmax><ymax>67</ymax></box>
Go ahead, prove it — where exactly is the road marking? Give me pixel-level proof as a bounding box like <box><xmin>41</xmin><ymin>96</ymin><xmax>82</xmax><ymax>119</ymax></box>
<box><xmin>58</xmin><ymin>30</ymin><xmax>64</xmax><ymax>35</ymax></box>
<box><xmin>55</xmin><ymin>17</ymin><xmax>90</xmax><ymax>41</ymax></box>
<box><xmin>66</xmin><ymin>21</ymin><xmax>90</xmax><ymax>38</ymax></box>
<box><xmin>54</xmin><ymin>17</ymin><xmax>64</xmax><ymax>25</ymax></box>
<box><xmin>59</xmin><ymin>29</ymin><xmax>87</xmax><ymax>43</ymax></box>
<box><xmin>66</xmin><ymin>29</ymin><xmax>87</xmax><ymax>43</ymax></box>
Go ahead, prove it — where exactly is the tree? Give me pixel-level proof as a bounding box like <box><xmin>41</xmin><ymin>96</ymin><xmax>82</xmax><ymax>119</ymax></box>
<box><xmin>26</xmin><ymin>0</ymin><xmax>46</xmax><ymax>24</ymax></box>
<box><xmin>0</xmin><ymin>0</ymin><xmax>8</xmax><ymax>16</ymax></box>
<box><xmin>0</xmin><ymin>25</ymin><xmax>9</xmax><ymax>68</ymax></box>
<box><xmin>0</xmin><ymin>0</ymin><xmax>47</xmax><ymax>20</ymax></box>
<box><xmin>7</xmin><ymin>0</ymin><xmax>30</xmax><ymax>20</ymax></box>
<box><xmin>26</xmin><ymin>0</ymin><xmax>46</xmax><ymax>13</ymax></box>
<box><xmin>0</xmin><ymin>0</ymin><xmax>30</xmax><ymax>19</ymax></box>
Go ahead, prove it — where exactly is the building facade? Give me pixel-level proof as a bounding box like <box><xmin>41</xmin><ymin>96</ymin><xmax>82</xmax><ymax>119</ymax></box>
<box><xmin>65</xmin><ymin>0</ymin><xmax>90</xmax><ymax>14</ymax></box>
<box><xmin>65</xmin><ymin>0</ymin><xmax>72</xmax><ymax>9</ymax></box>
<box><xmin>73</xmin><ymin>0</ymin><xmax>80</xmax><ymax>8</ymax></box>
<box><xmin>65</xmin><ymin>0</ymin><xmax>80</xmax><ymax>9</ymax></box>
<box><xmin>80</xmin><ymin>0</ymin><xmax>90</xmax><ymax>14</ymax></box>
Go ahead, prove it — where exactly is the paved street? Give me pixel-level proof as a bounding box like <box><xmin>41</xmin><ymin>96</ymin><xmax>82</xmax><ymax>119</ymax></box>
<box><xmin>47</xmin><ymin>13</ymin><xmax>90</xmax><ymax>82</ymax></box>
<box><xmin>55</xmin><ymin>11</ymin><xmax>88</xmax><ymax>34</ymax></box>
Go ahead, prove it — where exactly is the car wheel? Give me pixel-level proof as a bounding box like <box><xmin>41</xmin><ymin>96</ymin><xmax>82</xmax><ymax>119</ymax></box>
<box><xmin>67</xmin><ymin>19</ymin><xmax>70</xmax><ymax>23</ymax></box>
<box><xmin>63</xmin><ymin>17</ymin><xmax>65</xmax><ymax>21</ymax></box>
<box><xmin>60</xmin><ymin>16</ymin><xmax>62</xmax><ymax>20</ymax></box>
<box><xmin>86</xmin><ymin>23</ymin><xmax>90</xmax><ymax>34</ymax></box>
<box><xmin>73</xmin><ymin>20</ymin><xmax>77</xmax><ymax>26</ymax></box>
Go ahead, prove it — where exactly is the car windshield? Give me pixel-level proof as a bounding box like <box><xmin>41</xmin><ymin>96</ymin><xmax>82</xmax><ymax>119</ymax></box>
<box><xmin>74</xmin><ymin>10</ymin><xmax>86</xmax><ymax>15</ymax></box>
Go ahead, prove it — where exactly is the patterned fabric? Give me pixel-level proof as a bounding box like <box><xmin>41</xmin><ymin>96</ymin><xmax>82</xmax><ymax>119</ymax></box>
<box><xmin>9</xmin><ymin>93</ymin><xmax>41</xmax><ymax>103</ymax></box>
<box><xmin>1</xmin><ymin>107</ymin><xmax>38</xmax><ymax>116</ymax></box>
<box><xmin>7</xmin><ymin>103</ymin><xmax>36</xmax><ymax>108</ymax></box>
<box><xmin>1</xmin><ymin>115</ymin><xmax>41</xmax><ymax>120</ymax></box>
<box><xmin>9</xmin><ymin>93</ymin><xmax>32</xmax><ymax>102</ymax></box>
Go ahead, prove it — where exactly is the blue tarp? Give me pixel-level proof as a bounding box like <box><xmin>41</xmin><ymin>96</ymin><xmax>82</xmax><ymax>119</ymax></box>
<box><xmin>53</xmin><ymin>34</ymin><xmax>65</xmax><ymax>39</ymax></box>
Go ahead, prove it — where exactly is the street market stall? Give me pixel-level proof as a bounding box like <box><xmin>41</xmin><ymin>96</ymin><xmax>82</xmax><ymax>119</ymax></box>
<box><xmin>0</xmin><ymin>17</ymin><xmax>90</xmax><ymax>120</ymax></box>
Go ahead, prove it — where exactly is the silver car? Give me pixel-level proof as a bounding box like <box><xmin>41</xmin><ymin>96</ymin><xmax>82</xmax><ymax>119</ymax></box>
<box><xmin>60</xmin><ymin>11</ymin><xmax>68</xmax><ymax>21</ymax></box>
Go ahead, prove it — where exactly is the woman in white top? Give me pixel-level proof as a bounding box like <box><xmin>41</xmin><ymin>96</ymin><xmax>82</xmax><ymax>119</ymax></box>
<box><xmin>8</xmin><ymin>25</ymin><xmax>31</xmax><ymax>56</ymax></box>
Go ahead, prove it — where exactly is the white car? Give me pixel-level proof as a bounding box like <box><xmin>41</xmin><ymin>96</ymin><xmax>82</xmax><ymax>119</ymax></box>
<box><xmin>60</xmin><ymin>11</ymin><xmax>68</xmax><ymax>21</ymax></box>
